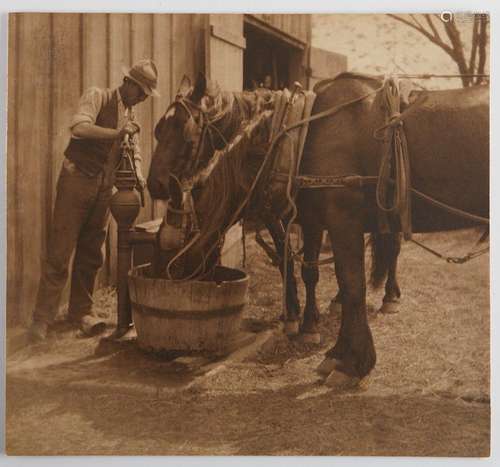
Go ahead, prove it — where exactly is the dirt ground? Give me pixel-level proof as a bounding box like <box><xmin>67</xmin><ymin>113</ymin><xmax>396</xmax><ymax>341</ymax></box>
<box><xmin>5</xmin><ymin>228</ymin><xmax>490</xmax><ymax>456</ymax></box>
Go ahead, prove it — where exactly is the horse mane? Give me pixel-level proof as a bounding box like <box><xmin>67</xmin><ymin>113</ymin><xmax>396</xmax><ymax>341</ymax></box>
<box><xmin>195</xmin><ymin>139</ymin><xmax>248</xmax><ymax>247</ymax></box>
<box><xmin>190</xmin><ymin>89</ymin><xmax>271</xmax><ymax>176</ymax></box>
<box><xmin>192</xmin><ymin>92</ymin><xmax>271</xmax><ymax>251</ymax></box>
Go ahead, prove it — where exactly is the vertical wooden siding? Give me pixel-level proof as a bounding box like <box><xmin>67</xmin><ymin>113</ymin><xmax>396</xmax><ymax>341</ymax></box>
<box><xmin>7</xmin><ymin>13</ymin><xmax>205</xmax><ymax>325</ymax></box>
<box><xmin>250</xmin><ymin>14</ymin><xmax>310</xmax><ymax>43</ymax></box>
<box><xmin>206</xmin><ymin>14</ymin><xmax>245</xmax><ymax>91</ymax></box>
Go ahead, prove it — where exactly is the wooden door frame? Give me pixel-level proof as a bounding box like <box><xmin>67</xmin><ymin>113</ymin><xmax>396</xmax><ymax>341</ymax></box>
<box><xmin>243</xmin><ymin>15</ymin><xmax>310</xmax><ymax>89</ymax></box>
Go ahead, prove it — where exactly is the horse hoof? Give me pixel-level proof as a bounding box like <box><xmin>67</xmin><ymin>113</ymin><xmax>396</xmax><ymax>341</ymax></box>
<box><xmin>379</xmin><ymin>301</ymin><xmax>400</xmax><ymax>314</ymax></box>
<box><xmin>301</xmin><ymin>332</ymin><xmax>321</xmax><ymax>344</ymax></box>
<box><xmin>324</xmin><ymin>369</ymin><xmax>361</xmax><ymax>390</ymax></box>
<box><xmin>329</xmin><ymin>300</ymin><xmax>342</xmax><ymax>315</ymax></box>
<box><xmin>284</xmin><ymin>320</ymin><xmax>300</xmax><ymax>336</ymax></box>
<box><xmin>316</xmin><ymin>357</ymin><xmax>340</xmax><ymax>376</ymax></box>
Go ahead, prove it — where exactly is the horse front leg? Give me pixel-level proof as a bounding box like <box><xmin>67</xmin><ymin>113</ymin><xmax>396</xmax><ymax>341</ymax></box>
<box><xmin>319</xmin><ymin>214</ymin><xmax>376</xmax><ymax>387</ymax></box>
<box><xmin>300</xmin><ymin>225</ymin><xmax>323</xmax><ymax>344</ymax></box>
<box><xmin>263</xmin><ymin>219</ymin><xmax>301</xmax><ymax>335</ymax></box>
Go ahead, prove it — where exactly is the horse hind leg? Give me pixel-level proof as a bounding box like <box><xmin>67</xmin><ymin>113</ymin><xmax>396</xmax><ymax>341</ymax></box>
<box><xmin>264</xmin><ymin>219</ymin><xmax>301</xmax><ymax>336</ymax></box>
<box><xmin>300</xmin><ymin>225</ymin><xmax>323</xmax><ymax>344</ymax></box>
<box><xmin>374</xmin><ymin>233</ymin><xmax>402</xmax><ymax>314</ymax></box>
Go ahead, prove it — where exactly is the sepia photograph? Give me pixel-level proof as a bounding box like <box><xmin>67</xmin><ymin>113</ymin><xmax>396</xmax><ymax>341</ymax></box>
<box><xmin>4</xmin><ymin>10</ymin><xmax>490</xmax><ymax>457</ymax></box>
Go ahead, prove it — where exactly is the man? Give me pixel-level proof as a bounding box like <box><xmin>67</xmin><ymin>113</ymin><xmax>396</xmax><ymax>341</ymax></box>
<box><xmin>28</xmin><ymin>59</ymin><xmax>159</xmax><ymax>341</ymax></box>
<box><xmin>261</xmin><ymin>74</ymin><xmax>273</xmax><ymax>90</ymax></box>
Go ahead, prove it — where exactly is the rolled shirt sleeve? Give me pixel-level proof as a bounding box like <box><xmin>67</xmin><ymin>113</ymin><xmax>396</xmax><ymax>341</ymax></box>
<box><xmin>69</xmin><ymin>87</ymin><xmax>104</xmax><ymax>134</ymax></box>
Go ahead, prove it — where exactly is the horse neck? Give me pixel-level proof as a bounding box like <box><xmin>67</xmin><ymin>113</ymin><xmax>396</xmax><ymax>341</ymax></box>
<box><xmin>191</xmin><ymin>132</ymin><xmax>252</xmax><ymax>254</ymax></box>
<box><xmin>190</xmin><ymin>90</ymin><xmax>280</xmax><ymax>254</ymax></box>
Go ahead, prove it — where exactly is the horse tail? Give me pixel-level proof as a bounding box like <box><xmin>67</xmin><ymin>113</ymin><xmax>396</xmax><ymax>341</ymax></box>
<box><xmin>369</xmin><ymin>233</ymin><xmax>400</xmax><ymax>288</ymax></box>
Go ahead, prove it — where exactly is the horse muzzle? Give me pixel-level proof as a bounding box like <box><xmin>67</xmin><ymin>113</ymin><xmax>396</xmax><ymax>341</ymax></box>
<box><xmin>158</xmin><ymin>221</ymin><xmax>186</xmax><ymax>251</ymax></box>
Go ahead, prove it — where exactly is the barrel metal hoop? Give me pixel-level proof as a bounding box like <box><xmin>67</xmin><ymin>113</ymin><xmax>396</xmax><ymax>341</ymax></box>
<box><xmin>131</xmin><ymin>302</ymin><xmax>244</xmax><ymax>320</ymax></box>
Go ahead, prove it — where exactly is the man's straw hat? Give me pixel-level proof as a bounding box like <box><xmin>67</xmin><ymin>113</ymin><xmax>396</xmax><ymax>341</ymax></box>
<box><xmin>122</xmin><ymin>59</ymin><xmax>160</xmax><ymax>97</ymax></box>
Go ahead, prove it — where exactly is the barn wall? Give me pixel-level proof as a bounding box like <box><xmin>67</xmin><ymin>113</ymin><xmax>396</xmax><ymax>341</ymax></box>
<box><xmin>7</xmin><ymin>13</ymin><xmax>205</xmax><ymax>326</ymax></box>
<box><xmin>206</xmin><ymin>14</ymin><xmax>245</xmax><ymax>91</ymax></box>
<box><xmin>250</xmin><ymin>14</ymin><xmax>310</xmax><ymax>44</ymax></box>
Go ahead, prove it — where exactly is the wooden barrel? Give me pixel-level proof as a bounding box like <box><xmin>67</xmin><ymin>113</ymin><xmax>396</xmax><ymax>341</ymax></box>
<box><xmin>128</xmin><ymin>265</ymin><xmax>249</xmax><ymax>353</ymax></box>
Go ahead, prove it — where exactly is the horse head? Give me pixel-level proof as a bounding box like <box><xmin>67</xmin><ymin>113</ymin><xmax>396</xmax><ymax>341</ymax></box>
<box><xmin>148</xmin><ymin>73</ymin><xmax>205</xmax><ymax>199</ymax></box>
<box><xmin>148</xmin><ymin>72</ymin><xmax>247</xmax><ymax>200</ymax></box>
<box><xmin>148</xmin><ymin>73</ymin><xmax>272</xmax><ymax>279</ymax></box>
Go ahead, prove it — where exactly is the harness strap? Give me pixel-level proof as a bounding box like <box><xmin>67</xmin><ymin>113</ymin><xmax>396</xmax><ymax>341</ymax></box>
<box><xmin>411</xmin><ymin>187</ymin><xmax>489</xmax><ymax>225</ymax></box>
<box><xmin>279</xmin><ymin>172</ymin><xmax>490</xmax><ymax>226</ymax></box>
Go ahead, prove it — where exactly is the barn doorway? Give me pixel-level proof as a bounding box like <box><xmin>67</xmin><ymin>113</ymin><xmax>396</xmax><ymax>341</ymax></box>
<box><xmin>243</xmin><ymin>20</ymin><xmax>306</xmax><ymax>91</ymax></box>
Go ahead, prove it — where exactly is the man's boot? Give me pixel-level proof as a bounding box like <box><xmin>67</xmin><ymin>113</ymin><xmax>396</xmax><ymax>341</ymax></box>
<box><xmin>27</xmin><ymin>320</ymin><xmax>48</xmax><ymax>343</ymax></box>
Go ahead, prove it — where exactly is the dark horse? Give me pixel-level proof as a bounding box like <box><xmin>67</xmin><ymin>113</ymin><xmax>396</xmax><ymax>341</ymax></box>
<box><xmin>148</xmin><ymin>72</ymin><xmax>489</xmax><ymax>386</ymax></box>
<box><xmin>148</xmin><ymin>75</ymin><xmax>403</xmax><ymax>328</ymax></box>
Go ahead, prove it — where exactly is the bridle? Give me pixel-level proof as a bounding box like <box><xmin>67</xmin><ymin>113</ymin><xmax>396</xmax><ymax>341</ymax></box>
<box><xmin>160</xmin><ymin>92</ymin><xmax>244</xmax><ymax>279</ymax></box>
<box><xmin>170</xmin><ymin>94</ymin><xmax>232</xmax><ymax>179</ymax></box>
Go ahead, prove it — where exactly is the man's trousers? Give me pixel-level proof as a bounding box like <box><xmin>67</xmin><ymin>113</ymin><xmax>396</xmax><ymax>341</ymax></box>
<box><xmin>33</xmin><ymin>159</ymin><xmax>113</xmax><ymax>324</ymax></box>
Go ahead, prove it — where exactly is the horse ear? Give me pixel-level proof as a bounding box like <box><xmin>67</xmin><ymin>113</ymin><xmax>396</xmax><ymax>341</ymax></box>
<box><xmin>206</xmin><ymin>79</ymin><xmax>221</xmax><ymax>98</ymax></box>
<box><xmin>191</xmin><ymin>72</ymin><xmax>207</xmax><ymax>103</ymax></box>
<box><xmin>168</xmin><ymin>174</ymin><xmax>183</xmax><ymax>209</ymax></box>
<box><xmin>177</xmin><ymin>75</ymin><xmax>192</xmax><ymax>97</ymax></box>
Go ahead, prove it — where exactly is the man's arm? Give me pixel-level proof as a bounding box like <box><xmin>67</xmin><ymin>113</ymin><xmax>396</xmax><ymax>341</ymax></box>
<box><xmin>72</xmin><ymin>122</ymin><xmax>138</xmax><ymax>140</ymax></box>
<box><xmin>72</xmin><ymin>122</ymin><xmax>122</xmax><ymax>140</ymax></box>
<box><xmin>69</xmin><ymin>87</ymin><xmax>138</xmax><ymax>140</ymax></box>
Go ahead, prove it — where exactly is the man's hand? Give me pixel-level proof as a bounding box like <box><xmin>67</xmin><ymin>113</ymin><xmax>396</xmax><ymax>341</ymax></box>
<box><xmin>119</xmin><ymin>121</ymin><xmax>141</xmax><ymax>139</ymax></box>
<box><xmin>136</xmin><ymin>173</ymin><xmax>147</xmax><ymax>190</ymax></box>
